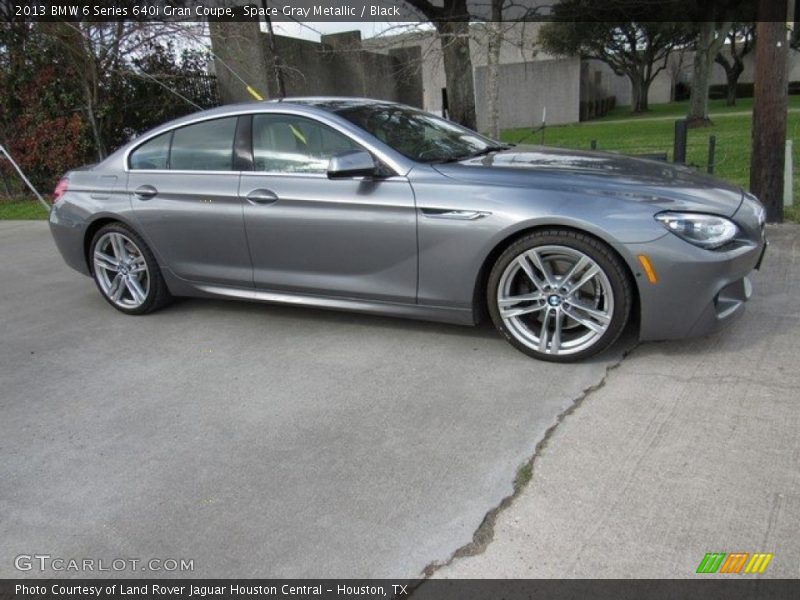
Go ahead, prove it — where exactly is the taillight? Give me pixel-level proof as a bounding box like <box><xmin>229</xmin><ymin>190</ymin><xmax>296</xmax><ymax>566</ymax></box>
<box><xmin>52</xmin><ymin>177</ymin><xmax>69</xmax><ymax>204</ymax></box>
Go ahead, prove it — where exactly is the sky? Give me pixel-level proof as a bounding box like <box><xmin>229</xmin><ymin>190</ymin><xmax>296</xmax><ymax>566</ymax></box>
<box><xmin>269</xmin><ymin>21</ymin><xmax>427</xmax><ymax>41</ymax></box>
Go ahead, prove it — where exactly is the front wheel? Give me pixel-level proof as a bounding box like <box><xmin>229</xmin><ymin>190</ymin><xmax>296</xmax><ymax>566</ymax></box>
<box><xmin>487</xmin><ymin>229</ymin><xmax>632</xmax><ymax>362</ymax></box>
<box><xmin>90</xmin><ymin>223</ymin><xmax>171</xmax><ymax>315</ymax></box>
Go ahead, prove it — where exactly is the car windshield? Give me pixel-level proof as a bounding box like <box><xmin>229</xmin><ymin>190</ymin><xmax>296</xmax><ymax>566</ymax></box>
<box><xmin>333</xmin><ymin>104</ymin><xmax>506</xmax><ymax>163</ymax></box>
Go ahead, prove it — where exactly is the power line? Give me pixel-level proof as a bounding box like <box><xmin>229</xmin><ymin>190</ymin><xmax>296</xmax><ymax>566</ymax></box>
<box><xmin>125</xmin><ymin>69</ymin><xmax>202</xmax><ymax>110</ymax></box>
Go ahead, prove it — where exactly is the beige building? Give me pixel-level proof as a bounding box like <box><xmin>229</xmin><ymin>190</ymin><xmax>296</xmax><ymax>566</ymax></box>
<box><xmin>212</xmin><ymin>21</ymin><xmax>800</xmax><ymax>132</ymax></box>
<box><xmin>365</xmin><ymin>23</ymin><xmax>800</xmax><ymax>129</ymax></box>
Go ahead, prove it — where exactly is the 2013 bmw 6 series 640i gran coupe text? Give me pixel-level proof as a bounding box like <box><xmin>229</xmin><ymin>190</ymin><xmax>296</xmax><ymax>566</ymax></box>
<box><xmin>50</xmin><ymin>98</ymin><xmax>767</xmax><ymax>361</ymax></box>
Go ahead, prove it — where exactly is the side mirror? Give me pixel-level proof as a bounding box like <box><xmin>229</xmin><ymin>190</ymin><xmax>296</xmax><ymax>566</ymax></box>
<box><xmin>327</xmin><ymin>150</ymin><xmax>377</xmax><ymax>179</ymax></box>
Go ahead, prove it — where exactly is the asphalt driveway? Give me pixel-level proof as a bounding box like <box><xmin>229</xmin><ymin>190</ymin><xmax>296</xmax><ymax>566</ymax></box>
<box><xmin>0</xmin><ymin>221</ymin><xmax>627</xmax><ymax>578</ymax></box>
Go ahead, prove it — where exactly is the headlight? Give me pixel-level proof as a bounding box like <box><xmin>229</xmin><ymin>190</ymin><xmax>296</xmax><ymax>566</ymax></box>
<box><xmin>655</xmin><ymin>212</ymin><xmax>738</xmax><ymax>249</ymax></box>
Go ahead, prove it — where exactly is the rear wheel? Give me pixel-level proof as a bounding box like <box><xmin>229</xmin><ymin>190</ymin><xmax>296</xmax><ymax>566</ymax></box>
<box><xmin>487</xmin><ymin>229</ymin><xmax>632</xmax><ymax>362</ymax></box>
<box><xmin>90</xmin><ymin>223</ymin><xmax>171</xmax><ymax>315</ymax></box>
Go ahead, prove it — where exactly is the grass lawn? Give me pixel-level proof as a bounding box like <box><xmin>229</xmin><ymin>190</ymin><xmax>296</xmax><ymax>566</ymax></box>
<box><xmin>0</xmin><ymin>199</ymin><xmax>50</xmax><ymax>220</ymax></box>
<box><xmin>501</xmin><ymin>97</ymin><xmax>800</xmax><ymax>223</ymax></box>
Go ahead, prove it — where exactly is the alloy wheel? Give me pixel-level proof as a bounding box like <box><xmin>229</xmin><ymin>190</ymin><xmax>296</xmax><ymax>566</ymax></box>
<box><xmin>92</xmin><ymin>232</ymin><xmax>151</xmax><ymax>309</ymax></box>
<box><xmin>496</xmin><ymin>245</ymin><xmax>615</xmax><ymax>356</ymax></box>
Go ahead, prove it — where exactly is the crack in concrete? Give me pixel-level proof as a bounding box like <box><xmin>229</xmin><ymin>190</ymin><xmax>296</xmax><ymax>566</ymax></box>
<box><xmin>420</xmin><ymin>341</ymin><xmax>640</xmax><ymax>579</ymax></box>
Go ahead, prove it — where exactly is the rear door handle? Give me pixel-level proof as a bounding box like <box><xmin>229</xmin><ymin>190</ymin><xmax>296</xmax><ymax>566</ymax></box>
<box><xmin>245</xmin><ymin>189</ymin><xmax>279</xmax><ymax>205</ymax></box>
<box><xmin>134</xmin><ymin>185</ymin><xmax>158</xmax><ymax>200</ymax></box>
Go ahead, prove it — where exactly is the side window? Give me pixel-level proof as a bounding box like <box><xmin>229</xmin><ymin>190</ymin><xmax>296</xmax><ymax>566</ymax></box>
<box><xmin>170</xmin><ymin>117</ymin><xmax>238</xmax><ymax>171</ymax></box>
<box><xmin>252</xmin><ymin>114</ymin><xmax>362</xmax><ymax>174</ymax></box>
<box><xmin>129</xmin><ymin>132</ymin><xmax>171</xmax><ymax>170</ymax></box>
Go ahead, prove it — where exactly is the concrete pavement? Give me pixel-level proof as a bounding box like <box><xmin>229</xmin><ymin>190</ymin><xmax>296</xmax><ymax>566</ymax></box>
<box><xmin>3</xmin><ymin>220</ymin><xmax>797</xmax><ymax>580</ymax></box>
<box><xmin>0</xmin><ymin>221</ymin><xmax>627</xmax><ymax>578</ymax></box>
<box><xmin>433</xmin><ymin>224</ymin><xmax>800</xmax><ymax>579</ymax></box>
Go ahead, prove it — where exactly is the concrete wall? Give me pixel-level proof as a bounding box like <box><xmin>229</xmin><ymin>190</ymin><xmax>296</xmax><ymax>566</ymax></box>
<box><xmin>362</xmin><ymin>23</ymin><xmax>553</xmax><ymax>118</ymax></box>
<box><xmin>208</xmin><ymin>20</ymin><xmax>271</xmax><ymax>105</ymax></box>
<box><xmin>474</xmin><ymin>58</ymin><xmax>581</xmax><ymax>131</ymax></box>
<box><xmin>209</xmin><ymin>27</ymin><xmax>423</xmax><ymax>108</ymax></box>
<box><xmin>710</xmin><ymin>47</ymin><xmax>800</xmax><ymax>85</ymax></box>
<box><xmin>583</xmin><ymin>58</ymin><xmax>677</xmax><ymax>108</ymax></box>
<box><xmin>585</xmin><ymin>46</ymin><xmax>800</xmax><ymax>109</ymax></box>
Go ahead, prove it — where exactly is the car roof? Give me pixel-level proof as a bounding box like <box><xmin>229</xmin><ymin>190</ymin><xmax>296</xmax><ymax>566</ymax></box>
<box><xmin>103</xmin><ymin>97</ymin><xmax>418</xmax><ymax>174</ymax></box>
<box><xmin>270</xmin><ymin>97</ymin><xmax>402</xmax><ymax>111</ymax></box>
<box><xmin>141</xmin><ymin>97</ymin><xmax>404</xmax><ymax>133</ymax></box>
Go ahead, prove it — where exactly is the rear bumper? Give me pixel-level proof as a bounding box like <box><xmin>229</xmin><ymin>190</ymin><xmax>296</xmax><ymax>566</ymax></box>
<box><xmin>623</xmin><ymin>232</ymin><xmax>765</xmax><ymax>342</ymax></box>
<box><xmin>50</xmin><ymin>201</ymin><xmax>90</xmax><ymax>276</ymax></box>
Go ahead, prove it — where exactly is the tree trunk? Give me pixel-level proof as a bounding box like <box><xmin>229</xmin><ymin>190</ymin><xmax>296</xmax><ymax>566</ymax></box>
<box><xmin>751</xmin><ymin>3</ymin><xmax>789</xmax><ymax>223</ymax></box>
<box><xmin>630</xmin><ymin>74</ymin><xmax>649</xmax><ymax>113</ymax></box>
<box><xmin>81</xmin><ymin>57</ymin><xmax>106</xmax><ymax>160</ymax></box>
<box><xmin>725</xmin><ymin>77</ymin><xmax>737</xmax><ymax>106</ymax></box>
<box><xmin>485</xmin><ymin>19</ymin><xmax>502</xmax><ymax>138</ymax></box>
<box><xmin>688</xmin><ymin>22</ymin><xmax>714</xmax><ymax>125</ymax></box>
<box><xmin>688</xmin><ymin>21</ymin><xmax>731</xmax><ymax>127</ymax></box>
<box><xmin>83</xmin><ymin>83</ymin><xmax>106</xmax><ymax>161</ymax></box>
<box><xmin>436</xmin><ymin>20</ymin><xmax>477</xmax><ymax>129</ymax></box>
<box><xmin>630</xmin><ymin>76</ymin><xmax>640</xmax><ymax>113</ymax></box>
<box><xmin>724</xmin><ymin>62</ymin><xmax>744</xmax><ymax>106</ymax></box>
<box><xmin>639</xmin><ymin>79</ymin><xmax>650</xmax><ymax>112</ymax></box>
<box><xmin>716</xmin><ymin>33</ymin><xmax>750</xmax><ymax>108</ymax></box>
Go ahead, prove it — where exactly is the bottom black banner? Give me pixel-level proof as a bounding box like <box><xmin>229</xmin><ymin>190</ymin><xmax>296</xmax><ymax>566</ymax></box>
<box><xmin>2</xmin><ymin>579</ymin><xmax>800</xmax><ymax>600</ymax></box>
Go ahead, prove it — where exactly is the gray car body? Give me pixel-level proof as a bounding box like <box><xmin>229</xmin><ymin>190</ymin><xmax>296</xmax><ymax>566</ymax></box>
<box><xmin>50</xmin><ymin>98</ymin><xmax>766</xmax><ymax>341</ymax></box>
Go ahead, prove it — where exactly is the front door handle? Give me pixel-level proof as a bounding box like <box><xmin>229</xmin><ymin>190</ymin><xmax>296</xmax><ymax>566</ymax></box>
<box><xmin>245</xmin><ymin>189</ymin><xmax>279</xmax><ymax>205</ymax></box>
<box><xmin>134</xmin><ymin>185</ymin><xmax>158</xmax><ymax>200</ymax></box>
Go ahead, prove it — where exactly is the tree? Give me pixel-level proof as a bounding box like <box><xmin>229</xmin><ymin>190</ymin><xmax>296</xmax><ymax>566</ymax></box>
<box><xmin>0</xmin><ymin>19</ymin><xmax>93</xmax><ymax>192</ymax></box>
<box><xmin>484</xmin><ymin>0</ymin><xmax>504</xmax><ymax>138</ymax></box>
<box><xmin>476</xmin><ymin>3</ymin><xmax>543</xmax><ymax>138</ymax></box>
<box><xmin>0</xmin><ymin>18</ymin><xmax>213</xmax><ymax>191</ymax></box>
<box><xmin>714</xmin><ymin>24</ymin><xmax>755</xmax><ymax>106</ymax></box>
<box><xmin>686</xmin><ymin>20</ymin><xmax>732</xmax><ymax>126</ymax></box>
<box><xmin>41</xmin><ymin>21</ymin><xmax>205</xmax><ymax>159</ymax></box>
<box><xmin>403</xmin><ymin>0</ymin><xmax>477</xmax><ymax>129</ymax></box>
<box><xmin>539</xmin><ymin>1</ymin><xmax>689</xmax><ymax>113</ymax></box>
<box><xmin>685</xmin><ymin>0</ymin><xmax>757</xmax><ymax>124</ymax></box>
<box><xmin>120</xmin><ymin>42</ymin><xmax>216</xmax><ymax>144</ymax></box>
<box><xmin>42</xmin><ymin>22</ymin><xmax>150</xmax><ymax>159</ymax></box>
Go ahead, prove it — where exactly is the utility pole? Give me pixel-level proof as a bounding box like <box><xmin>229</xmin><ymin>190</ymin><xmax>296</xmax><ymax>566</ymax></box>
<box><xmin>750</xmin><ymin>0</ymin><xmax>790</xmax><ymax>222</ymax></box>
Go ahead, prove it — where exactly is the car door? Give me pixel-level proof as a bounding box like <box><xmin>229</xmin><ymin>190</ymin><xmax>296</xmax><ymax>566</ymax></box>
<box><xmin>239</xmin><ymin>112</ymin><xmax>417</xmax><ymax>303</ymax></box>
<box><xmin>127</xmin><ymin>116</ymin><xmax>252</xmax><ymax>286</ymax></box>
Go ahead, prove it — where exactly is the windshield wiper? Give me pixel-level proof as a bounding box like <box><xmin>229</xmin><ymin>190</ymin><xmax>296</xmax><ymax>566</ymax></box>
<box><xmin>432</xmin><ymin>145</ymin><xmax>512</xmax><ymax>164</ymax></box>
<box><xmin>469</xmin><ymin>144</ymin><xmax>512</xmax><ymax>158</ymax></box>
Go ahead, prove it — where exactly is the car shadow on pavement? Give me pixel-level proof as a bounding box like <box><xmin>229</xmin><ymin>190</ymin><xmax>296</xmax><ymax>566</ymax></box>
<box><xmin>148</xmin><ymin>295</ymin><xmax>639</xmax><ymax>364</ymax></box>
<box><xmin>162</xmin><ymin>296</ymin><xmax>503</xmax><ymax>340</ymax></box>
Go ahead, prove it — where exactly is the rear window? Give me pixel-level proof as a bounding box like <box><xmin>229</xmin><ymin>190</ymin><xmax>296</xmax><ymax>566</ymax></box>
<box><xmin>128</xmin><ymin>117</ymin><xmax>238</xmax><ymax>171</ymax></box>
<box><xmin>170</xmin><ymin>117</ymin><xmax>237</xmax><ymax>171</ymax></box>
<box><xmin>129</xmin><ymin>132</ymin><xmax>171</xmax><ymax>170</ymax></box>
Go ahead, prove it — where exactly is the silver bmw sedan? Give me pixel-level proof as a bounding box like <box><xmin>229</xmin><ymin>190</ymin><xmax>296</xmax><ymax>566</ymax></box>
<box><xmin>49</xmin><ymin>98</ymin><xmax>767</xmax><ymax>361</ymax></box>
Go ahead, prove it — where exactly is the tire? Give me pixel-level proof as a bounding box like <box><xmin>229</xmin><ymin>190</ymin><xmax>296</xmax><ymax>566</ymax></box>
<box><xmin>89</xmin><ymin>222</ymin><xmax>171</xmax><ymax>315</ymax></box>
<box><xmin>487</xmin><ymin>229</ymin><xmax>632</xmax><ymax>362</ymax></box>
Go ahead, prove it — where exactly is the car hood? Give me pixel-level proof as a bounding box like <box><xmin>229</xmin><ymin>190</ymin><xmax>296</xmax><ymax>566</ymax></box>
<box><xmin>431</xmin><ymin>145</ymin><xmax>744</xmax><ymax>216</ymax></box>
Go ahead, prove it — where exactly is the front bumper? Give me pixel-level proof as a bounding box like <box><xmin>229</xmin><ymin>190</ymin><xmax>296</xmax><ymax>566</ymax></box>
<box><xmin>623</xmin><ymin>219</ymin><xmax>766</xmax><ymax>342</ymax></box>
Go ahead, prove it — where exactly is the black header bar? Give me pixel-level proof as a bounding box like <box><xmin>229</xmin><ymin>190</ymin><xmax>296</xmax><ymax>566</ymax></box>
<box><xmin>3</xmin><ymin>0</ymin><xmax>794</xmax><ymax>23</ymax></box>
